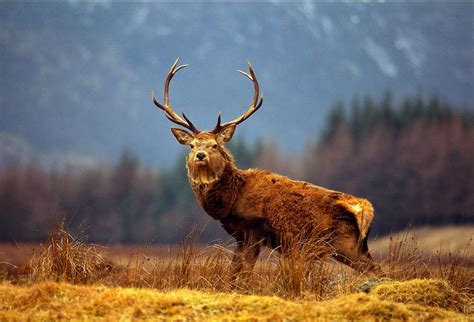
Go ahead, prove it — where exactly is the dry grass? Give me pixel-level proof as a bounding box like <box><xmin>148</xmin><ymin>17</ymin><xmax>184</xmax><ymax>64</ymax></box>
<box><xmin>29</xmin><ymin>221</ymin><xmax>111</xmax><ymax>284</ymax></box>
<box><xmin>0</xmin><ymin>281</ymin><xmax>467</xmax><ymax>321</ymax></box>
<box><xmin>0</xmin><ymin>224</ymin><xmax>473</xmax><ymax>319</ymax></box>
<box><xmin>372</xmin><ymin>227</ymin><xmax>473</xmax><ymax>311</ymax></box>
<box><xmin>262</xmin><ymin>233</ymin><xmax>340</xmax><ymax>300</ymax></box>
<box><xmin>372</xmin><ymin>279</ymin><xmax>467</xmax><ymax>312</ymax></box>
<box><xmin>99</xmin><ymin>230</ymin><xmax>361</xmax><ymax>302</ymax></box>
<box><xmin>370</xmin><ymin>225</ymin><xmax>474</xmax><ymax>257</ymax></box>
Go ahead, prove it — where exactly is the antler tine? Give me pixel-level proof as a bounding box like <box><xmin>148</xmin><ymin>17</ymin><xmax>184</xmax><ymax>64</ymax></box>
<box><xmin>151</xmin><ymin>58</ymin><xmax>199</xmax><ymax>133</ymax></box>
<box><xmin>164</xmin><ymin>58</ymin><xmax>188</xmax><ymax>106</ymax></box>
<box><xmin>213</xmin><ymin>61</ymin><xmax>264</xmax><ymax>133</ymax></box>
<box><xmin>181</xmin><ymin>112</ymin><xmax>199</xmax><ymax>132</ymax></box>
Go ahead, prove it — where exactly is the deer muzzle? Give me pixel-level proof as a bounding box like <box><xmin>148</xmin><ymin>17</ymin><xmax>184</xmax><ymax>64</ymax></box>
<box><xmin>194</xmin><ymin>151</ymin><xmax>208</xmax><ymax>163</ymax></box>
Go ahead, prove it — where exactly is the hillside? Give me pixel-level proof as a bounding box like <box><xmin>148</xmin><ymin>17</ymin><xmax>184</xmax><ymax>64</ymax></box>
<box><xmin>1</xmin><ymin>2</ymin><xmax>472</xmax><ymax>166</ymax></box>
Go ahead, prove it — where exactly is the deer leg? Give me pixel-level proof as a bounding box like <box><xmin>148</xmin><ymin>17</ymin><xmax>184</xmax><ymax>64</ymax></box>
<box><xmin>230</xmin><ymin>240</ymin><xmax>245</xmax><ymax>277</ymax></box>
<box><xmin>230</xmin><ymin>232</ymin><xmax>261</xmax><ymax>283</ymax></box>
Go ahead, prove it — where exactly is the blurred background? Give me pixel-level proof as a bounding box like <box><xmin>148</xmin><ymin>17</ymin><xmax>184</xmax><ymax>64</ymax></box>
<box><xmin>0</xmin><ymin>1</ymin><xmax>472</xmax><ymax>243</ymax></box>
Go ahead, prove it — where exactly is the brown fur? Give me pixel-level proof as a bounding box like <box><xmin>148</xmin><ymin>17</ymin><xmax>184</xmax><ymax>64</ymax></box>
<box><xmin>154</xmin><ymin>60</ymin><xmax>380</xmax><ymax>278</ymax></box>
<box><xmin>172</xmin><ymin>130</ymin><xmax>381</xmax><ymax>278</ymax></box>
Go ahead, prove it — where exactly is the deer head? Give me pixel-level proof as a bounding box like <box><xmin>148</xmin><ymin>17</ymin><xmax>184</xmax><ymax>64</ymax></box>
<box><xmin>151</xmin><ymin>58</ymin><xmax>264</xmax><ymax>184</ymax></box>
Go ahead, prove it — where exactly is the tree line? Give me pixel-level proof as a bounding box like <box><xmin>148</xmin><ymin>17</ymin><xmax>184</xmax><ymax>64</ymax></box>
<box><xmin>0</xmin><ymin>92</ymin><xmax>472</xmax><ymax>243</ymax></box>
<box><xmin>305</xmin><ymin>92</ymin><xmax>473</xmax><ymax>235</ymax></box>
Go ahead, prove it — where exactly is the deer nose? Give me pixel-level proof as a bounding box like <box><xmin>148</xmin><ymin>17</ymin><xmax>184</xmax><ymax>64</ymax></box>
<box><xmin>196</xmin><ymin>151</ymin><xmax>206</xmax><ymax>161</ymax></box>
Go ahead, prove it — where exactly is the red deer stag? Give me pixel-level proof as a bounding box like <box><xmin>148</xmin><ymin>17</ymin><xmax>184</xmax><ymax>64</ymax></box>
<box><xmin>151</xmin><ymin>59</ymin><xmax>381</xmax><ymax>278</ymax></box>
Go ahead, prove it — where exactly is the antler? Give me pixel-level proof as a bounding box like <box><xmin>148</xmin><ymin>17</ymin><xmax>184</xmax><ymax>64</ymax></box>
<box><xmin>151</xmin><ymin>58</ymin><xmax>199</xmax><ymax>133</ymax></box>
<box><xmin>212</xmin><ymin>61</ymin><xmax>264</xmax><ymax>133</ymax></box>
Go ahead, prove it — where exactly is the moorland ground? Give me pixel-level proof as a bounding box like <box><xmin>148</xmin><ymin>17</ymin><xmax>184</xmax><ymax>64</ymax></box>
<box><xmin>0</xmin><ymin>225</ymin><xmax>472</xmax><ymax>320</ymax></box>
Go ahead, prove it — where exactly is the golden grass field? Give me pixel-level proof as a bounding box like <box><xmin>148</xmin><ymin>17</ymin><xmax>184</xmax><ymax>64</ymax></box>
<box><xmin>0</xmin><ymin>279</ymin><xmax>468</xmax><ymax>321</ymax></box>
<box><xmin>0</xmin><ymin>225</ymin><xmax>473</xmax><ymax>321</ymax></box>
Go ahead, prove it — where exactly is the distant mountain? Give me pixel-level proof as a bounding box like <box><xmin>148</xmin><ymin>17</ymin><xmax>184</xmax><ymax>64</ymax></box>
<box><xmin>0</xmin><ymin>1</ymin><xmax>472</xmax><ymax>167</ymax></box>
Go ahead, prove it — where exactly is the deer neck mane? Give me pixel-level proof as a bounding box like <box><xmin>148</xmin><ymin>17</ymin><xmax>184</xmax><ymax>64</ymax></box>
<box><xmin>188</xmin><ymin>161</ymin><xmax>244</xmax><ymax>220</ymax></box>
<box><xmin>188</xmin><ymin>165</ymin><xmax>224</xmax><ymax>187</ymax></box>
<box><xmin>188</xmin><ymin>159</ymin><xmax>236</xmax><ymax>194</ymax></box>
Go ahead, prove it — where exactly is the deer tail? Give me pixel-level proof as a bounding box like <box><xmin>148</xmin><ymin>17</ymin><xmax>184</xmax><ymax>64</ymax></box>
<box><xmin>358</xmin><ymin>199</ymin><xmax>374</xmax><ymax>240</ymax></box>
<box><xmin>339</xmin><ymin>198</ymin><xmax>374</xmax><ymax>240</ymax></box>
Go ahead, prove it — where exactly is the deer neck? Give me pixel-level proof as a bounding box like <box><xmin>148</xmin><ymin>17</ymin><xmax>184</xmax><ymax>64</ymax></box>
<box><xmin>189</xmin><ymin>163</ymin><xmax>244</xmax><ymax>220</ymax></box>
<box><xmin>188</xmin><ymin>162</ymin><xmax>236</xmax><ymax>196</ymax></box>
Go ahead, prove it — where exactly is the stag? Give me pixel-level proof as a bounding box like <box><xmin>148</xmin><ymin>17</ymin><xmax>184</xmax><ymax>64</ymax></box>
<box><xmin>151</xmin><ymin>59</ymin><xmax>381</xmax><ymax>278</ymax></box>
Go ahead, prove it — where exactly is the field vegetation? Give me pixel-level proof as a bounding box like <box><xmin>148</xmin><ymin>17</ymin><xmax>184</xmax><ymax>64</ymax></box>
<box><xmin>0</xmin><ymin>281</ymin><xmax>467</xmax><ymax>321</ymax></box>
<box><xmin>0</xmin><ymin>223</ymin><xmax>472</xmax><ymax>320</ymax></box>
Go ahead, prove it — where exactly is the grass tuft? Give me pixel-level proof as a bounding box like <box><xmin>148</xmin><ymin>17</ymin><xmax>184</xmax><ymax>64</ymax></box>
<box><xmin>29</xmin><ymin>220</ymin><xmax>110</xmax><ymax>284</ymax></box>
<box><xmin>372</xmin><ymin>279</ymin><xmax>467</xmax><ymax>313</ymax></box>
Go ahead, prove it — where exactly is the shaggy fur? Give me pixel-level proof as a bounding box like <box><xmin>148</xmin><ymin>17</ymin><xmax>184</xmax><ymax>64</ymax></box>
<box><xmin>172</xmin><ymin>130</ymin><xmax>381</xmax><ymax>278</ymax></box>
<box><xmin>154</xmin><ymin>60</ymin><xmax>380</xmax><ymax>278</ymax></box>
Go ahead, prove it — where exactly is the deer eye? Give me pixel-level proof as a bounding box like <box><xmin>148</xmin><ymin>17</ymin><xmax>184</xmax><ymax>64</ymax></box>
<box><xmin>190</xmin><ymin>144</ymin><xmax>194</xmax><ymax>149</ymax></box>
<box><xmin>212</xmin><ymin>144</ymin><xmax>218</xmax><ymax>149</ymax></box>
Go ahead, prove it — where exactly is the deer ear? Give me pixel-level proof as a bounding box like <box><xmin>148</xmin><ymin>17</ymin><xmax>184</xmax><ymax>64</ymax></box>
<box><xmin>216</xmin><ymin>124</ymin><xmax>236</xmax><ymax>144</ymax></box>
<box><xmin>171</xmin><ymin>128</ymin><xmax>194</xmax><ymax>146</ymax></box>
